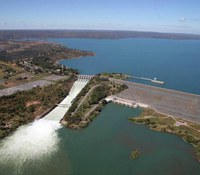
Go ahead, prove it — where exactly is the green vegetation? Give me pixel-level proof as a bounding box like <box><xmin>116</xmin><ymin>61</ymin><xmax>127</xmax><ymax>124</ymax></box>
<box><xmin>0</xmin><ymin>75</ymin><xmax>76</xmax><ymax>139</ymax></box>
<box><xmin>0</xmin><ymin>40</ymin><xmax>93</xmax><ymax>89</ymax></box>
<box><xmin>130</xmin><ymin>149</ymin><xmax>141</xmax><ymax>160</ymax></box>
<box><xmin>62</xmin><ymin>75</ymin><xmax>128</xmax><ymax>129</ymax></box>
<box><xmin>129</xmin><ymin>108</ymin><xmax>200</xmax><ymax>162</ymax></box>
<box><xmin>0</xmin><ymin>61</ymin><xmax>22</xmax><ymax>79</ymax></box>
<box><xmin>100</xmin><ymin>72</ymin><xmax>128</xmax><ymax>79</ymax></box>
<box><xmin>0</xmin><ymin>40</ymin><xmax>96</xmax><ymax>138</ymax></box>
<box><xmin>0</xmin><ymin>41</ymin><xmax>94</xmax><ymax>62</ymax></box>
<box><xmin>88</xmin><ymin>86</ymin><xmax>108</xmax><ymax>104</ymax></box>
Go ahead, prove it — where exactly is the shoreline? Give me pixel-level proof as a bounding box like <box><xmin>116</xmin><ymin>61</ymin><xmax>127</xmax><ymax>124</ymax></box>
<box><xmin>55</xmin><ymin>52</ymin><xmax>96</xmax><ymax>64</ymax></box>
<box><xmin>129</xmin><ymin>108</ymin><xmax>200</xmax><ymax>162</ymax></box>
<box><xmin>112</xmin><ymin>78</ymin><xmax>200</xmax><ymax>123</ymax></box>
<box><xmin>61</xmin><ymin>75</ymin><xmax>128</xmax><ymax>129</ymax></box>
<box><xmin>112</xmin><ymin>78</ymin><xmax>200</xmax><ymax>97</ymax></box>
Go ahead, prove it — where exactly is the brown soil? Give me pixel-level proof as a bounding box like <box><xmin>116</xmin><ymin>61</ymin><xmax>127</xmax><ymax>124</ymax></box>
<box><xmin>3</xmin><ymin>81</ymin><xmax>17</xmax><ymax>88</ymax></box>
<box><xmin>26</xmin><ymin>100</ymin><xmax>41</xmax><ymax>107</ymax></box>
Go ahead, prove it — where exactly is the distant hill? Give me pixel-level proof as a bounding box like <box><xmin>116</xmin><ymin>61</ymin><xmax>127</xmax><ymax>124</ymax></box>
<box><xmin>0</xmin><ymin>30</ymin><xmax>200</xmax><ymax>40</ymax></box>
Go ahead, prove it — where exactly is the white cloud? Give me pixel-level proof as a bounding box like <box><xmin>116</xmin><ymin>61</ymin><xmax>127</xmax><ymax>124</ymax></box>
<box><xmin>179</xmin><ymin>17</ymin><xmax>186</xmax><ymax>22</ymax></box>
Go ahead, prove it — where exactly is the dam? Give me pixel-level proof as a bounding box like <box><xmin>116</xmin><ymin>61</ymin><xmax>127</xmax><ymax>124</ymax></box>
<box><xmin>110</xmin><ymin>78</ymin><xmax>200</xmax><ymax>123</ymax></box>
<box><xmin>105</xmin><ymin>95</ymin><xmax>148</xmax><ymax>108</ymax></box>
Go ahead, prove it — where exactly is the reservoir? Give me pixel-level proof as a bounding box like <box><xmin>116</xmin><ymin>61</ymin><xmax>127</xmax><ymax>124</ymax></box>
<box><xmin>53</xmin><ymin>38</ymin><xmax>200</xmax><ymax>94</ymax></box>
<box><xmin>1</xmin><ymin>38</ymin><xmax>200</xmax><ymax>175</ymax></box>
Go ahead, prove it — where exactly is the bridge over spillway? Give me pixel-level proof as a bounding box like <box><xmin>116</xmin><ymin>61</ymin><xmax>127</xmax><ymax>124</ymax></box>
<box><xmin>44</xmin><ymin>75</ymin><xmax>94</xmax><ymax>121</ymax></box>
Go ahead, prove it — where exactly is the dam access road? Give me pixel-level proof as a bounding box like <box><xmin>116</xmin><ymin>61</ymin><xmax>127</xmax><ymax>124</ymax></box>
<box><xmin>110</xmin><ymin>78</ymin><xmax>200</xmax><ymax>123</ymax></box>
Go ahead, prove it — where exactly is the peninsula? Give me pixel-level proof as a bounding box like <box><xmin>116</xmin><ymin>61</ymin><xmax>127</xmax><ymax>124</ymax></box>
<box><xmin>129</xmin><ymin>108</ymin><xmax>200</xmax><ymax>161</ymax></box>
<box><xmin>61</xmin><ymin>74</ymin><xmax>128</xmax><ymax>129</ymax></box>
<box><xmin>0</xmin><ymin>40</ymin><xmax>94</xmax><ymax>90</ymax></box>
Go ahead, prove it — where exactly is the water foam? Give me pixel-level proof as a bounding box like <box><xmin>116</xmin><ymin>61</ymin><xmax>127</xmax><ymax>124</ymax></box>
<box><xmin>0</xmin><ymin>77</ymin><xmax>91</xmax><ymax>173</ymax></box>
<box><xmin>0</xmin><ymin>119</ymin><xmax>62</xmax><ymax>170</ymax></box>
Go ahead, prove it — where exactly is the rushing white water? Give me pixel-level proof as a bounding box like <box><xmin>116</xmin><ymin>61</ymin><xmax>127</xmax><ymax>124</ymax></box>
<box><xmin>0</xmin><ymin>119</ymin><xmax>61</xmax><ymax>170</ymax></box>
<box><xmin>0</xmin><ymin>77</ymin><xmax>92</xmax><ymax>173</ymax></box>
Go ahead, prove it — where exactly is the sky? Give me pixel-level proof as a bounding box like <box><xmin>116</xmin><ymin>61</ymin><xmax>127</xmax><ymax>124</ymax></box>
<box><xmin>0</xmin><ymin>0</ymin><xmax>200</xmax><ymax>34</ymax></box>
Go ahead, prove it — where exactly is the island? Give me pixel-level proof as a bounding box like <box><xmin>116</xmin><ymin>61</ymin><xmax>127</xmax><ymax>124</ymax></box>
<box><xmin>130</xmin><ymin>149</ymin><xmax>141</xmax><ymax>160</ymax></box>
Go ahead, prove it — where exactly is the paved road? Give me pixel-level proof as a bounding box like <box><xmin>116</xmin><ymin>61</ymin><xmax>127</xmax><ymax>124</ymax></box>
<box><xmin>111</xmin><ymin>78</ymin><xmax>200</xmax><ymax>123</ymax></box>
<box><xmin>83</xmin><ymin>104</ymin><xmax>99</xmax><ymax>120</ymax></box>
<box><xmin>72</xmin><ymin>84</ymin><xmax>100</xmax><ymax>117</ymax></box>
<box><xmin>0</xmin><ymin>75</ymin><xmax>67</xmax><ymax>97</ymax></box>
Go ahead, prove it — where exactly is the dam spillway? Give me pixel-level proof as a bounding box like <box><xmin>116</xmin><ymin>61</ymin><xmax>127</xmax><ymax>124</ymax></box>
<box><xmin>0</xmin><ymin>76</ymin><xmax>95</xmax><ymax>170</ymax></box>
<box><xmin>44</xmin><ymin>76</ymin><xmax>93</xmax><ymax>121</ymax></box>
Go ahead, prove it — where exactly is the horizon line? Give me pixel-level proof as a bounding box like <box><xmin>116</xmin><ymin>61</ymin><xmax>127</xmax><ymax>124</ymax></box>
<box><xmin>0</xmin><ymin>28</ymin><xmax>200</xmax><ymax>36</ymax></box>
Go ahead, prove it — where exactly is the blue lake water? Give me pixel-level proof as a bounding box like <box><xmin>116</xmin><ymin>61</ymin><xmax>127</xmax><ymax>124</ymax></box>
<box><xmin>48</xmin><ymin>38</ymin><xmax>200</xmax><ymax>94</ymax></box>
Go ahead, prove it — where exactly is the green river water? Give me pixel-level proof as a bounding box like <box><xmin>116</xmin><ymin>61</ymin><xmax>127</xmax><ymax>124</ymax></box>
<box><xmin>1</xmin><ymin>103</ymin><xmax>200</xmax><ymax>175</ymax></box>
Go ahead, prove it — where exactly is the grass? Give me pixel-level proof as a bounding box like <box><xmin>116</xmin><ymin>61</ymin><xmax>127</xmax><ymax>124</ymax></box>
<box><xmin>0</xmin><ymin>61</ymin><xmax>22</xmax><ymax>79</ymax></box>
<box><xmin>100</xmin><ymin>72</ymin><xmax>128</xmax><ymax>79</ymax></box>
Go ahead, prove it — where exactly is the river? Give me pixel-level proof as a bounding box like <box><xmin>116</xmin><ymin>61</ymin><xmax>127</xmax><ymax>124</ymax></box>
<box><xmin>1</xmin><ymin>104</ymin><xmax>200</xmax><ymax>175</ymax></box>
